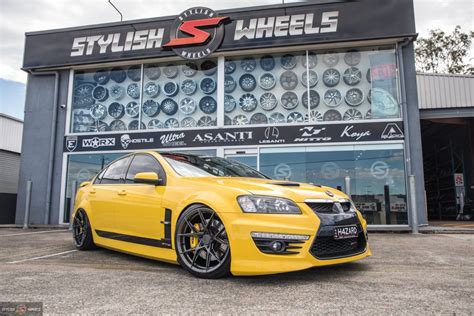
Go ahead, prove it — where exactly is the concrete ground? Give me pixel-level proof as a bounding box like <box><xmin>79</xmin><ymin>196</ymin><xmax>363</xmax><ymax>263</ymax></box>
<box><xmin>0</xmin><ymin>229</ymin><xmax>472</xmax><ymax>315</ymax></box>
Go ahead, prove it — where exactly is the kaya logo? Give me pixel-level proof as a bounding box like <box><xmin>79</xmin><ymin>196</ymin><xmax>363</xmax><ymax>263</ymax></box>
<box><xmin>66</xmin><ymin>136</ymin><xmax>78</xmax><ymax>152</ymax></box>
<box><xmin>295</xmin><ymin>126</ymin><xmax>331</xmax><ymax>142</ymax></box>
<box><xmin>163</xmin><ymin>7</ymin><xmax>229</xmax><ymax>60</ymax></box>
<box><xmin>120</xmin><ymin>134</ymin><xmax>154</xmax><ymax>149</ymax></box>
<box><xmin>193</xmin><ymin>131</ymin><xmax>252</xmax><ymax>143</ymax></box>
<box><xmin>160</xmin><ymin>132</ymin><xmax>186</xmax><ymax>147</ymax></box>
<box><xmin>381</xmin><ymin>123</ymin><xmax>404</xmax><ymax>139</ymax></box>
<box><xmin>340</xmin><ymin>125</ymin><xmax>371</xmax><ymax>140</ymax></box>
<box><xmin>82</xmin><ymin>137</ymin><xmax>115</xmax><ymax>149</ymax></box>
<box><xmin>260</xmin><ymin>126</ymin><xmax>284</xmax><ymax>144</ymax></box>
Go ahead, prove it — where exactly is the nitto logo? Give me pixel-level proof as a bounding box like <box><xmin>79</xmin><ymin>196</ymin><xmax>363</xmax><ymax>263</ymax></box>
<box><xmin>294</xmin><ymin>127</ymin><xmax>331</xmax><ymax>142</ymax></box>
<box><xmin>82</xmin><ymin>137</ymin><xmax>115</xmax><ymax>149</ymax></box>
<box><xmin>163</xmin><ymin>7</ymin><xmax>229</xmax><ymax>60</ymax></box>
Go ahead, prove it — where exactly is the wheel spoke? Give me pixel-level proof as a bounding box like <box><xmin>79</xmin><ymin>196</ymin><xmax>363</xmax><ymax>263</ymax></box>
<box><xmin>197</xmin><ymin>210</ymin><xmax>206</xmax><ymax>228</ymax></box>
<box><xmin>209</xmin><ymin>247</ymin><xmax>221</xmax><ymax>263</ymax></box>
<box><xmin>191</xmin><ymin>245</ymin><xmax>204</xmax><ymax>268</ymax></box>
<box><xmin>214</xmin><ymin>236</ymin><xmax>228</xmax><ymax>245</ymax></box>
<box><xmin>204</xmin><ymin>211</ymin><xmax>215</xmax><ymax>231</ymax></box>
<box><xmin>205</xmin><ymin>248</ymin><xmax>211</xmax><ymax>271</ymax></box>
<box><xmin>184</xmin><ymin>217</ymin><xmax>199</xmax><ymax>233</ymax></box>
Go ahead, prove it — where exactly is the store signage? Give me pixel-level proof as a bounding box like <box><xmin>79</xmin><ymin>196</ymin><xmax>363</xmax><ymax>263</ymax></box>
<box><xmin>24</xmin><ymin>0</ymin><xmax>416</xmax><ymax>69</ymax></box>
<box><xmin>63</xmin><ymin>121</ymin><xmax>404</xmax><ymax>153</ymax></box>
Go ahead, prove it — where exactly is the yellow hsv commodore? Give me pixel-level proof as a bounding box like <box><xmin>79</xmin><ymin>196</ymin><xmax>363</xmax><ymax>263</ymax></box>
<box><xmin>72</xmin><ymin>151</ymin><xmax>371</xmax><ymax>278</ymax></box>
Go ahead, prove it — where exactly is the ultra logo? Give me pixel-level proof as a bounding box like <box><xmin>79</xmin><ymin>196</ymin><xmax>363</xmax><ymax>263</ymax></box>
<box><xmin>163</xmin><ymin>7</ymin><xmax>229</xmax><ymax>60</ymax></box>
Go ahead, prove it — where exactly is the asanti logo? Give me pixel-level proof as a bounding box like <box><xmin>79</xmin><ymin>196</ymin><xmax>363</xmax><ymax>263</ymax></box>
<box><xmin>82</xmin><ymin>137</ymin><xmax>115</xmax><ymax>149</ymax></box>
<box><xmin>193</xmin><ymin>131</ymin><xmax>252</xmax><ymax>143</ymax></box>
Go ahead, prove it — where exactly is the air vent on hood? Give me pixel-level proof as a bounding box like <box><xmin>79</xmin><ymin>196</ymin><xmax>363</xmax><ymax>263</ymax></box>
<box><xmin>268</xmin><ymin>182</ymin><xmax>300</xmax><ymax>187</ymax></box>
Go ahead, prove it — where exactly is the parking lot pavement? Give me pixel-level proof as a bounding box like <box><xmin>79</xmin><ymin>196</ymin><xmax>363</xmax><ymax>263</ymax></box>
<box><xmin>0</xmin><ymin>229</ymin><xmax>472</xmax><ymax>315</ymax></box>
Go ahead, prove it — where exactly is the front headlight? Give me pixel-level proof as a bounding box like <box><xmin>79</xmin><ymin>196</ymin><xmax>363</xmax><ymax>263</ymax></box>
<box><xmin>237</xmin><ymin>195</ymin><xmax>301</xmax><ymax>214</ymax></box>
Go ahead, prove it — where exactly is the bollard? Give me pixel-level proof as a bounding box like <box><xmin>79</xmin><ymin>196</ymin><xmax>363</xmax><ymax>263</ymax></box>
<box><xmin>23</xmin><ymin>180</ymin><xmax>32</xmax><ymax>229</ymax></box>
<box><xmin>68</xmin><ymin>181</ymin><xmax>77</xmax><ymax>231</ymax></box>
<box><xmin>344</xmin><ymin>176</ymin><xmax>351</xmax><ymax>198</ymax></box>
<box><xmin>409</xmin><ymin>175</ymin><xmax>419</xmax><ymax>234</ymax></box>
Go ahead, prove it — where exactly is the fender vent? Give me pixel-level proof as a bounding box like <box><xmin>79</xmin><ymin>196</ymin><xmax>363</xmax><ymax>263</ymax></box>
<box><xmin>269</xmin><ymin>182</ymin><xmax>300</xmax><ymax>187</ymax></box>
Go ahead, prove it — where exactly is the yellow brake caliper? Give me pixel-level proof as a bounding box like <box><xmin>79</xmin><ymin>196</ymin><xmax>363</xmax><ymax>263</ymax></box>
<box><xmin>189</xmin><ymin>223</ymin><xmax>201</xmax><ymax>248</ymax></box>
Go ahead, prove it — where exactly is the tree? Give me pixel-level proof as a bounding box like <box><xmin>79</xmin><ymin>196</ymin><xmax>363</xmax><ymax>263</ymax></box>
<box><xmin>415</xmin><ymin>26</ymin><xmax>473</xmax><ymax>75</ymax></box>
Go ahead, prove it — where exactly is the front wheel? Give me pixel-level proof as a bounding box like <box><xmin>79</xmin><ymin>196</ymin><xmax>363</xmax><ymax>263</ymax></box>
<box><xmin>72</xmin><ymin>209</ymin><xmax>96</xmax><ymax>250</ymax></box>
<box><xmin>175</xmin><ymin>205</ymin><xmax>231</xmax><ymax>279</ymax></box>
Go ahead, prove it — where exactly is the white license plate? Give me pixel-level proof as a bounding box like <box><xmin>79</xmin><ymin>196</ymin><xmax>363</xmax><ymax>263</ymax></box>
<box><xmin>334</xmin><ymin>225</ymin><xmax>358</xmax><ymax>240</ymax></box>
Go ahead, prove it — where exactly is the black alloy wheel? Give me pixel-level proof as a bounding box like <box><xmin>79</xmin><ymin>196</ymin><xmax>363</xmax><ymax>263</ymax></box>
<box><xmin>175</xmin><ymin>205</ymin><xmax>231</xmax><ymax>279</ymax></box>
<box><xmin>72</xmin><ymin>209</ymin><xmax>96</xmax><ymax>250</ymax></box>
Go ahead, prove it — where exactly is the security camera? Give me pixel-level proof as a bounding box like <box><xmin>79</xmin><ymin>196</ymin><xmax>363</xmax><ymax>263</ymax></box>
<box><xmin>60</xmin><ymin>104</ymin><xmax>66</xmax><ymax>109</ymax></box>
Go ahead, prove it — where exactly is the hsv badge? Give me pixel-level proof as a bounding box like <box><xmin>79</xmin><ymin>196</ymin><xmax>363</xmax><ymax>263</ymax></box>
<box><xmin>163</xmin><ymin>7</ymin><xmax>229</xmax><ymax>60</ymax></box>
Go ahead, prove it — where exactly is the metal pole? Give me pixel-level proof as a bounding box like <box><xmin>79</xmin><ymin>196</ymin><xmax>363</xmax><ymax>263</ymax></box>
<box><xmin>344</xmin><ymin>176</ymin><xmax>351</xmax><ymax>198</ymax></box>
<box><xmin>68</xmin><ymin>181</ymin><xmax>77</xmax><ymax>231</ymax></box>
<box><xmin>409</xmin><ymin>175</ymin><xmax>419</xmax><ymax>234</ymax></box>
<box><xmin>23</xmin><ymin>180</ymin><xmax>32</xmax><ymax>229</ymax></box>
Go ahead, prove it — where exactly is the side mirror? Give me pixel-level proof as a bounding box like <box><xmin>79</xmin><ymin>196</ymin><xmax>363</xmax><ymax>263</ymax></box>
<box><xmin>133</xmin><ymin>172</ymin><xmax>163</xmax><ymax>185</ymax></box>
<box><xmin>80</xmin><ymin>181</ymin><xmax>91</xmax><ymax>188</ymax></box>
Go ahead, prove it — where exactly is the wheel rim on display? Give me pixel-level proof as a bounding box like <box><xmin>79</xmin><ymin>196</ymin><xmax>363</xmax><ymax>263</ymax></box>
<box><xmin>345</xmin><ymin>88</ymin><xmax>364</xmax><ymax>107</ymax></box>
<box><xmin>250</xmin><ymin>113</ymin><xmax>268</xmax><ymax>125</ymax></box>
<box><xmin>301</xmin><ymin>70</ymin><xmax>318</xmax><ymax>88</ymax></box>
<box><xmin>94</xmin><ymin>121</ymin><xmax>109</xmax><ymax>132</ymax></box>
<box><xmin>110</xmin><ymin>85</ymin><xmax>125</xmax><ymax>100</ymax></box>
<box><xmin>224</xmin><ymin>95</ymin><xmax>237</xmax><ymax>113</ymax></box>
<box><xmin>322</xmin><ymin>52</ymin><xmax>339</xmax><ymax>67</ymax></box>
<box><xmin>287</xmin><ymin>112</ymin><xmax>304</xmax><ymax>123</ymax></box>
<box><xmin>302</xmin><ymin>90</ymin><xmax>320</xmax><ymax>109</ymax></box>
<box><xmin>148</xmin><ymin>119</ymin><xmax>164</xmax><ymax>129</ymax></box>
<box><xmin>305</xmin><ymin>110</ymin><xmax>323</xmax><ymax>123</ymax></box>
<box><xmin>260</xmin><ymin>55</ymin><xmax>275</xmax><ymax>71</ymax></box>
<box><xmin>322</xmin><ymin>68</ymin><xmax>341</xmax><ymax>87</ymax></box>
<box><xmin>72</xmin><ymin>210</ymin><xmax>88</xmax><ymax>247</ymax></box>
<box><xmin>125</xmin><ymin>101</ymin><xmax>140</xmax><ymax>118</ymax></box>
<box><xmin>144</xmin><ymin>82</ymin><xmax>160</xmax><ymax>98</ymax></box>
<box><xmin>179</xmin><ymin>98</ymin><xmax>197</xmax><ymax>115</ymax></box>
<box><xmin>161</xmin><ymin>99</ymin><xmax>179</xmax><ymax>115</ymax></box>
<box><xmin>323</xmin><ymin>89</ymin><xmax>342</xmax><ymax>107</ymax></box>
<box><xmin>93</xmin><ymin>70</ymin><xmax>110</xmax><ymax>85</ymax></box>
<box><xmin>165</xmin><ymin>118</ymin><xmax>180</xmax><ymax>128</ymax></box>
<box><xmin>197</xmin><ymin>116</ymin><xmax>216</xmax><ymax>127</ymax></box>
<box><xmin>239</xmin><ymin>74</ymin><xmax>257</xmax><ymax>92</ymax></box>
<box><xmin>302</xmin><ymin>52</ymin><xmax>317</xmax><ymax>69</ymax></box>
<box><xmin>239</xmin><ymin>94</ymin><xmax>258</xmax><ymax>112</ymax></box>
<box><xmin>200</xmin><ymin>77</ymin><xmax>217</xmax><ymax>94</ymax></box>
<box><xmin>110</xmin><ymin>67</ymin><xmax>126</xmax><ymax>83</ymax></box>
<box><xmin>200</xmin><ymin>60</ymin><xmax>217</xmax><ymax>75</ymax></box>
<box><xmin>128</xmin><ymin>120</ymin><xmax>145</xmax><ymax>130</ymax></box>
<box><xmin>240</xmin><ymin>57</ymin><xmax>257</xmax><ymax>72</ymax></box>
<box><xmin>181</xmin><ymin>79</ymin><xmax>198</xmax><ymax>96</ymax></box>
<box><xmin>343</xmin><ymin>109</ymin><xmax>363</xmax><ymax>121</ymax></box>
<box><xmin>323</xmin><ymin>109</ymin><xmax>342</xmax><ymax>121</ymax></box>
<box><xmin>181</xmin><ymin>117</ymin><xmax>197</xmax><ymax>128</ymax></box>
<box><xmin>90</xmin><ymin>103</ymin><xmax>107</xmax><ymax>120</ymax></box>
<box><xmin>127</xmin><ymin>66</ymin><xmax>141</xmax><ymax>81</ymax></box>
<box><xmin>366</xmin><ymin>69</ymin><xmax>371</xmax><ymax>83</ymax></box>
<box><xmin>108</xmin><ymin>102</ymin><xmax>125</xmax><ymax>119</ymax></box>
<box><xmin>269</xmin><ymin>112</ymin><xmax>286</xmax><ymax>124</ymax></box>
<box><xmin>143</xmin><ymin>100</ymin><xmax>160</xmax><ymax>117</ymax></box>
<box><xmin>73</xmin><ymin>83</ymin><xmax>95</xmax><ymax>107</ymax></box>
<box><xmin>164</xmin><ymin>64</ymin><xmax>179</xmax><ymax>78</ymax></box>
<box><xmin>344</xmin><ymin>50</ymin><xmax>361</xmax><ymax>66</ymax></box>
<box><xmin>371</xmin><ymin>88</ymin><xmax>400</xmax><ymax>117</ymax></box>
<box><xmin>259</xmin><ymin>73</ymin><xmax>276</xmax><ymax>90</ymax></box>
<box><xmin>259</xmin><ymin>93</ymin><xmax>278</xmax><ymax>111</ymax></box>
<box><xmin>92</xmin><ymin>86</ymin><xmax>109</xmax><ymax>102</ymax></box>
<box><xmin>224</xmin><ymin>75</ymin><xmax>237</xmax><ymax>93</ymax></box>
<box><xmin>182</xmin><ymin>62</ymin><xmax>198</xmax><ymax>77</ymax></box>
<box><xmin>175</xmin><ymin>207</ymin><xmax>230</xmax><ymax>274</ymax></box>
<box><xmin>127</xmin><ymin>83</ymin><xmax>140</xmax><ymax>99</ymax></box>
<box><xmin>280</xmin><ymin>71</ymin><xmax>298</xmax><ymax>90</ymax></box>
<box><xmin>280</xmin><ymin>54</ymin><xmax>297</xmax><ymax>70</ymax></box>
<box><xmin>110</xmin><ymin>119</ymin><xmax>127</xmax><ymax>131</ymax></box>
<box><xmin>144</xmin><ymin>65</ymin><xmax>161</xmax><ymax>80</ymax></box>
<box><xmin>343</xmin><ymin>67</ymin><xmax>362</xmax><ymax>86</ymax></box>
<box><xmin>224</xmin><ymin>115</ymin><xmax>232</xmax><ymax>126</ymax></box>
<box><xmin>233</xmin><ymin>115</ymin><xmax>248</xmax><ymax>125</ymax></box>
<box><xmin>199</xmin><ymin>96</ymin><xmax>217</xmax><ymax>114</ymax></box>
<box><xmin>164</xmin><ymin>82</ymin><xmax>179</xmax><ymax>97</ymax></box>
<box><xmin>365</xmin><ymin>109</ymin><xmax>372</xmax><ymax>119</ymax></box>
<box><xmin>225</xmin><ymin>61</ymin><xmax>236</xmax><ymax>74</ymax></box>
<box><xmin>281</xmin><ymin>92</ymin><xmax>299</xmax><ymax>110</ymax></box>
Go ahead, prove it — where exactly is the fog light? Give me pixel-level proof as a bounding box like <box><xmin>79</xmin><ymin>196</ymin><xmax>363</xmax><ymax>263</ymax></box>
<box><xmin>270</xmin><ymin>241</ymin><xmax>285</xmax><ymax>252</ymax></box>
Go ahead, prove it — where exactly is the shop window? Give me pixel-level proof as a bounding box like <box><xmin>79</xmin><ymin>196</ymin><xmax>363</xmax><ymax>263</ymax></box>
<box><xmin>259</xmin><ymin>144</ymin><xmax>407</xmax><ymax>225</ymax></box>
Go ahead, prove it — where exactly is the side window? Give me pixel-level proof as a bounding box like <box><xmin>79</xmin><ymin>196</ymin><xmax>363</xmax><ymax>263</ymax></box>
<box><xmin>100</xmin><ymin>157</ymin><xmax>131</xmax><ymax>184</ymax></box>
<box><xmin>125</xmin><ymin>155</ymin><xmax>165</xmax><ymax>184</ymax></box>
<box><xmin>93</xmin><ymin>168</ymin><xmax>107</xmax><ymax>184</ymax></box>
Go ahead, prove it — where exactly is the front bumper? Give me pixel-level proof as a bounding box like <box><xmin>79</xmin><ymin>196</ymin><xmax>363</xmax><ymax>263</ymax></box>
<box><xmin>223</xmin><ymin>203</ymin><xmax>371</xmax><ymax>276</ymax></box>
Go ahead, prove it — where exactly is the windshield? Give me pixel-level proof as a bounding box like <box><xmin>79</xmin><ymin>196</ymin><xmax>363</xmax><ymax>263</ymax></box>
<box><xmin>162</xmin><ymin>153</ymin><xmax>269</xmax><ymax>179</ymax></box>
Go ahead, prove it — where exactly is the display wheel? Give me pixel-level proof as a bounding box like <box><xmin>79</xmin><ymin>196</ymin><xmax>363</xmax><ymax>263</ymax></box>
<box><xmin>128</xmin><ymin>120</ymin><xmax>145</xmax><ymax>130</ymax></box>
<box><xmin>224</xmin><ymin>115</ymin><xmax>232</xmax><ymax>126</ymax></box>
<box><xmin>240</xmin><ymin>57</ymin><xmax>257</xmax><ymax>72</ymax></box>
<box><xmin>365</xmin><ymin>109</ymin><xmax>372</xmax><ymax>119</ymax></box>
<box><xmin>281</xmin><ymin>91</ymin><xmax>299</xmax><ymax>110</ymax></box>
<box><xmin>280</xmin><ymin>54</ymin><xmax>297</xmax><ymax>70</ymax></box>
<box><xmin>302</xmin><ymin>52</ymin><xmax>318</xmax><ymax>69</ymax></box>
<box><xmin>280</xmin><ymin>71</ymin><xmax>298</xmax><ymax>90</ymax></box>
<box><xmin>269</xmin><ymin>112</ymin><xmax>286</xmax><ymax>124</ymax></box>
<box><xmin>367</xmin><ymin>89</ymin><xmax>372</xmax><ymax>104</ymax></box>
<box><xmin>322</xmin><ymin>52</ymin><xmax>339</xmax><ymax>67</ymax></box>
<box><xmin>343</xmin><ymin>109</ymin><xmax>363</xmax><ymax>121</ymax></box>
<box><xmin>179</xmin><ymin>97</ymin><xmax>197</xmax><ymax>115</ymax></box>
<box><xmin>232</xmin><ymin>114</ymin><xmax>249</xmax><ymax>126</ymax></box>
<box><xmin>224</xmin><ymin>75</ymin><xmax>237</xmax><ymax>93</ymax></box>
<box><xmin>92</xmin><ymin>86</ymin><xmax>109</xmax><ymax>102</ymax></box>
<box><xmin>144</xmin><ymin>65</ymin><xmax>161</xmax><ymax>80</ymax></box>
<box><xmin>345</xmin><ymin>88</ymin><xmax>364</xmax><ymax>107</ymax></box>
<box><xmin>94</xmin><ymin>120</ymin><xmax>109</xmax><ymax>132</ymax></box>
<box><xmin>147</xmin><ymin>119</ymin><xmax>164</xmax><ymax>129</ymax></box>
<box><xmin>343</xmin><ymin>67</ymin><xmax>362</xmax><ymax>86</ymax></box>
<box><xmin>224</xmin><ymin>95</ymin><xmax>237</xmax><ymax>113</ymax></box>
<box><xmin>197</xmin><ymin>116</ymin><xmax>216</xmax><ymax>127</ymax></box>
<box><xmin>127</xmin><ymin>65</ymin><xmax>141</xmax><ymax>82</ymax></box>
<box><xmin>225</xmin><ymin>60</ymin><xmax>236</xmax><ymax>74</ymax></box>
<box><xmin>90</xmin><ymin>103</ymin><xmax>107</xmax><ymax>120</ymax></box>
<box><xmin>93</xmin><ymin>69</ymin><xmax>110</xmax><ymax>85</ymax></box>
<box><xmin>239</xmin><ymin>74</ymin><xmax>257</xmax><ymax>92</ymax></box>
<box><xmin>73</xmin><ymin>83</ymin><xmax>95</xmax><ymax>107</ymax></box>
<box><xmin>322</xmin><ymin>68</ymin><xmax>341</xmax><ymax>87</ymax></box>
<box><xmin>286</xmin><ymin>112</ymin><xmax>304</xmax><ymax>123</ymax></box>
<box><xmin>161</xmin><ymin>98</ymin><xmax>179</xmax><ymax>116</ymax></box>
<box><xmin>125</xmin><ymin>101</ymin><xmax>140</xmax><ymax>118</ymax></box>
<box><xmin>164</xmin><ymin>118</ymin><xmax>180</xmax><ymax>129</ymax></box>
<box><xmin>110</xmin><ymin>119</ymin><xmax>127</xmax><ymax>131</ymax></box>
<box><xmin>200</xmin><ymin>60</ymin><xmax>217</xmax><ymax>75</ymax></box>
<box><xmin>200</xmin><ymin>77</ymin><xmax>217</xmax><ymax>94</ymax></box>
<box><xmin>127</xmin><ymin>83</ymin><xmax>140</xmax><ymax>99</ymax></box>
<box><xmin>163</xmin><ymin>64</ymin><xmax>178</xmax><ymax>78</ymax></box>
<box><xmin>260</xmin><ymin>55</ymin><xmax>275</xmax><ymax>71</ymax></box>
<box><xmin>181</xmin><ymin>117</ymin><xmax>197</xmax><ymax>128</ymax></box>
<box><xmin>250</xmin><ymin>113</ymin><xmax>268</xmax><ymax>125</ymax></box>
<box><xmin>163</xmin><ymin>82</ymin><xmax>179</xmax><ymax>97</ymax></box>
<box><xmin>199</xmin><ymin>96</ymin><xmax>218</xmax><ymax>114</ymax></box>
<box><xmin>108</xmin><ymin>102</ymin><xmax>124</xmax><ymax>119</ymax></box>
<box><xmin>259</xmin><ymin>73</ymin><xmax>276</xmax><ymax>90</ymax></box>
<box><xmin>323</xmin><ymin>109</ymin><xmax>342</xmax><ymax>121</ymax></box>
<box><xmin>142</xmin><ymin>100</ymin><xmax>160</xmax><ymax>117</ymax></box>
<box><xmin>259</xmin><ymin>92</ymin><xmax>278</xmax><ymax>111</ymax></box>
<box><xmin>239</xmin><ymin>94</ymin><xmax>258</xmax><ymax>112</ymax></box>
<box><xmin>110</xmin><ymin>67</ymin><xmax>126</xmax><ymax>83</ymax></box>
<box><xmin>302</xmin><ymin>90</ymin><xmax>320</xmax><ymax>109</ymax></box>
<box><xmin>344</xmin><ymin>50</ymin><xmax>361</xmax><ymax>66</ymax></box>
<box><xmin>181</xmin><ymin>79</ymin><xmax>197</xmax><ymax>95</ymax></box>
<box><xmin>323</xmin><ymin>89</ymin><xmax>342</xmax><ymax>107</ymax></box>
<box><xmin>182</xmin><ymin>62</ymin><xmax>198</xmax><ymax>77</ymax></box>
<box><xmin>144</xmin><ymin>82</ymin><xmax>160</xmax><ymax>98</ymax></box>
<box><xmin>366</xmin><ymin>69</ymin><xmax>371</xmax><ymax>83</ymax></box>
<box><xmin>305</xmin><ymin>110</ymin><xmax>323</xmax><ymax>123</ymax></box>
<box><xmin>301</xmin><ymin>70</ymin><xmax>318</xmax><ymax>88</ymax></box>
<box><xmin>371</xmin><ymin>88</ymin><xmax>400</xmax><ymax>117</ymax></box>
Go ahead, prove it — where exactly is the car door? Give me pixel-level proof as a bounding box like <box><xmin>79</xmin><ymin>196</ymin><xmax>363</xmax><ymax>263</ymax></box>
<box><xmin>89</xmin><ymin>156</ymin><xmax>131</xmax><ymax>233</ymax></box>
<box><xmin>114</xmin><ymin>154</ymin><xmax>167</xmax><ymax>243</ymax></box>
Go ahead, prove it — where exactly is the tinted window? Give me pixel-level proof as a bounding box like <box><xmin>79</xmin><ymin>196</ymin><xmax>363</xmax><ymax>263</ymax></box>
<box><xmin>125</xmin><ymin>155</ymin><xmax>165</xmax><ymax>183</ymax></box>
<box><xmin>100</xmin><ymin>157</ymin><xmax>131</xmax><ymax>184</ymax></box>
<box><xmin>93</xmin><ymin>168</ymin><xmax>107</xmax><ymax>184</ymax></box>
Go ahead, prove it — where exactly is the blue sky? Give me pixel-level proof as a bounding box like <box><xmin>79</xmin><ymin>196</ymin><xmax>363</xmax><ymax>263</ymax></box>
<box><xmin>0</xmin><ymin>79</ymin><xmax>25</xmax><ymax>120</ymax></box>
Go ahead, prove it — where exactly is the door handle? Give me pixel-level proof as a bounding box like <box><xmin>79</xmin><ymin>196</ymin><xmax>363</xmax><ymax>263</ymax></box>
<box><xmin>117</xmin><ymin>189</ymin><xmax>127</xmax><ymax>196</ymax></box>
<box><xmin>90</xmin><ymin>188</ymin><xmax>96</xmax><ymax>194</ymax></box>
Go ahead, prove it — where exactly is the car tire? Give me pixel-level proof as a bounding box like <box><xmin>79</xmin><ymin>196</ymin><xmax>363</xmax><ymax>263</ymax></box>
<box><xmin>72</xmin><ymin>209</ymin><xmax>96</xmax><ymax>250</ymax></box>
<box><xmin>175</xmin><ymin>204</ymin><xmax>231</xmax><ymax>279</ymax></box>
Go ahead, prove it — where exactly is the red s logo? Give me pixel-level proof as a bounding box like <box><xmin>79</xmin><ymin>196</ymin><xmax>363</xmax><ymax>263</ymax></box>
<box><xmin>164</xmin><ymin>16</ymin><xmax>229</xmax><ymax>47</ymax></box>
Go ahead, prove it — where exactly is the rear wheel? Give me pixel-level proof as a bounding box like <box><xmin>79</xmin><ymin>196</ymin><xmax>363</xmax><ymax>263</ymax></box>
<box><xmin>72</xmin><ymin>209</ymin><xmax>96</xmax><ymax>250</ymax></box>
<box><xmin>175</xmin><ymin>205</ymin><xmax>230</xmax><ymax>279</ymax></box>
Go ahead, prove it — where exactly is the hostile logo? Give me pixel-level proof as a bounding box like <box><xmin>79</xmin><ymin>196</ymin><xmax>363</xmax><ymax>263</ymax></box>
<box><xmin>82</xmin><ymin>137</ymin><xmax>115</xmax><ymax>149</ymax></box>
<box><xmin>66</xmin><ymin>136</ymin><xmax>78</xmax><ymax>152</ymax></box>
<box><xmin>381</xmin><ymin>123</ymin><xmax>404</xmax><ymax>139</ymax></box>
<box><xmin>121</xmin><ymin>134</ymin><xmax>132</xmax><ymax>149</ymax></box>
<box><xmin>163</xmin><ymin>7</ymin><xmax>229</xmax><ymax>60</ymax></box>
<box><xmin>120</xmin><ymin>134</ymin><xmax>154</xmax><ymax>149</ymax></box>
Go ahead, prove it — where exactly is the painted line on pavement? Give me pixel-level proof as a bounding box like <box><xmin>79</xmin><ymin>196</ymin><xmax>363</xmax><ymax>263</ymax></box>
<box><xmin>0</xmin><ymin>230</ymin><xmax>69</xmax><ymax>237</ymax></box>
<box><xmin>7</xmin><ymin>250</ymin><xmax>77</xmax><ymax>264</ymax></box>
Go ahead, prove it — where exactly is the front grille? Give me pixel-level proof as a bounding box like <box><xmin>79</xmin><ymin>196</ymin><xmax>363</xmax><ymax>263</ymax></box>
<box><xmin>310</xmin><ymin>224</ymin><xmax>366</xmax><ymax>259</ymax></box>
<box><xmin>307</xmin><ymin>202</ymin><xmax>334</xmax><ymax>213</ymax></box>
<box><xmin>340</xmin><ymin>202</ymin><xmax>351</xmax><ymax>212</ymax></box>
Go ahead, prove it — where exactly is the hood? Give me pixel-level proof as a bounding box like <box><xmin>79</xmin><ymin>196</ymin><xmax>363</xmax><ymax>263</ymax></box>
<box><xmin>183</xmin><ymin>176</ymin><xmax>348</xmax><ymax>203</ymax></box>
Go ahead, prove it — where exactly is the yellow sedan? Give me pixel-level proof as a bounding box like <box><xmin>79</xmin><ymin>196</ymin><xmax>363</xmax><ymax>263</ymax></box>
<box><xmin>72</xmin><ymin>151</ymin><xmax>371</xmax><ymax>278</ymax></box>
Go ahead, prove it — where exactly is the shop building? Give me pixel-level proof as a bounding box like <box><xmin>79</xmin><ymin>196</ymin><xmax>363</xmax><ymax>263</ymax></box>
<box><xmin>16</xmin><ymin>0</ymin><xmax>426</xmax><ymax>227</ymax></box>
